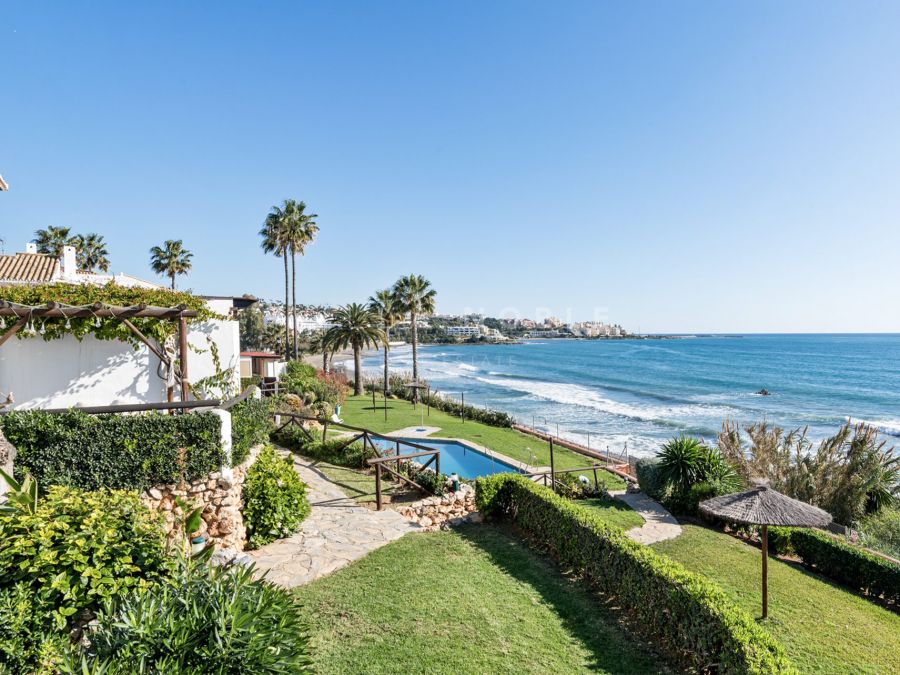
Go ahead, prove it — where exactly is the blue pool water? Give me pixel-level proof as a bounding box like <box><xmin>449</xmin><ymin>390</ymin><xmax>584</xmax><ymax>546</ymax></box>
<box><xmin>369</xmin><ymin>436</ymin><xmax>521</xmax><ymax>480</ymax></box>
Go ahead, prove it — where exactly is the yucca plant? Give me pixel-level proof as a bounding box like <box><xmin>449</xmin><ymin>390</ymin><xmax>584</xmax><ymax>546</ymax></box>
<box><xmin>657</xmin><ymin>436</ymin><xmax>705</xmax><ymax>495</ymax></box>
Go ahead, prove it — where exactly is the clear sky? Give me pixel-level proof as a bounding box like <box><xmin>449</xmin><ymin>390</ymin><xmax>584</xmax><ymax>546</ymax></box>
<box><xmin>2</xmin><ymin>2</ymin><xmax>899</xmax><ymax>333</ymax></box>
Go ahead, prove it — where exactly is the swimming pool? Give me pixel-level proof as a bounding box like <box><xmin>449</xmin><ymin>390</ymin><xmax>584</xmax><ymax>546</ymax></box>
<box><xmin>368</xmin><ymin>436</ymin><xmax>522</xmax><ymax>480</ymax></box>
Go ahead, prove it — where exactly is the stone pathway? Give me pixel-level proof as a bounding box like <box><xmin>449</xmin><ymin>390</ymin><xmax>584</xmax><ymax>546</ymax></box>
<box><xmin>610</xmin><ymin>490</ymin><xmax>682</xmax><ymax>544</ymax></box>
<box><xmin>248</xmin><ymin>452</ymin><xmax>418</xmax><ymax>587</ymax></box>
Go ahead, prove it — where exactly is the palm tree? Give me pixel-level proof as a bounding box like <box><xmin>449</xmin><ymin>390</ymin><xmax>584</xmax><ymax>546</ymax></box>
<box><xmin>327</xmin><ymin>303</ymin><xmax>385</xmax><ymax>395</ymax></box>
<box><xmin>391</xmin><ymin>274</ymin><xmax>436</xmax><ymax>400</ymax></box>
<box><xmin>33</xmin><ymin>226</ymin><xmax>73</xmax><ymax>258</ymax></box>
<box><xmin>308</xmin><ymin>330</ymin><xmax>335</xmax><ymax>372</ymax></box>
<box><xmin>369</xmin><ymin>289</ymin><xmax>403</xmax><ymax>395</ymax></box>
<box><xmin>149</xmin><ymin>240</ymin><xmax>193</xmax><ymax>290</ymax></box>
<box><xmin>259</xmin><ymin>210</ymin><xmax>291</xmax><ymax>361</ymax></box>
<box><xmin>281</xmin><ymin>200</ymin><xmax>319</xmax><ymax>360</ymax></box>
<box><xmin>73</xmin><ymin>233</ymin><xmax>110</xmax><ymax>272</ymax></box>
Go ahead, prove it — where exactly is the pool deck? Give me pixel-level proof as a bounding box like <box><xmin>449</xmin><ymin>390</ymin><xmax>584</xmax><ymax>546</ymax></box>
<box><xmin>382</xmin><ymin>426</ymin><xmax>545</xmax><ymax>474</ymax></box>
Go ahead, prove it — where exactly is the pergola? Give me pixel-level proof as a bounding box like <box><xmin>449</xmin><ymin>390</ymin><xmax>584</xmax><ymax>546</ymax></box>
<box><xmin>0</xmin><ymin>300</ymin><xmax>199</xmax><ymax>402</ymax></box>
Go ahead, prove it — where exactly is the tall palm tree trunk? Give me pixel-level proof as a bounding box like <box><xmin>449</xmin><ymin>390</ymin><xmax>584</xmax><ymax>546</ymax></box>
<box><xmin>322</xmin><ymin>351</ymin><xmax>328</xmax><ymax>372</ymax></box>
<box><xmin>283</xmin><ymin>254</ymin><xmax>290</xmax><ymax>361</ymax></box>
<box><xmin>170</xmin><ymin>273</ymin><xmax>176</xmax><ymax>290</ymax></box>
<box><xmin>383</xmin><ymin>326</ymin><xmax>391</xmax><ymax>395</ymax></box>
<box><xmin>353</xmin><ymin>343</ymin><xmax>363</xmax><ymax>395</ymax></box>
<box><xmin>291</xmin><ymin>250</ymin><xmax>299</xmax><ymax>360</ymax></box>
<box><xmin>410</xmin><ymin>308</ymin><xmax>419</xmax><ymax>402</ymax></box>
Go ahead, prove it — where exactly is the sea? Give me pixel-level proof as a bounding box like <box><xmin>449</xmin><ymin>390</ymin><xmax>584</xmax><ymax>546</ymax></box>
<box><xmin>358</xmin><ymin>334</ymin><xmax>900</xmax><ymax>458</ymax></box>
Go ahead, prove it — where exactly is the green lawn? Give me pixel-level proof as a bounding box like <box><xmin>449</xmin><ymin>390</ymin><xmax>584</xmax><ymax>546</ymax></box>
<box><xmin>652</xmin><ymin>525</ymin><xmax>900</xmax><ymax>674</ymax></box>
<box><xmin>574</xmin><ymin>496</ymin><xmax>645</xmax><ymax>530</ymax></box>
<box><xmin>294</xmin><ymin>524</ymin><xmax>667</xmax><ymax>674</ymax></box>
<box><xmin>339</xmin><ymin>394</ymin><xmax>626</xmax><ymax>490</ymax></box>
<box><xmin>309</xmin><ymin>459</ymin><xmax>414</xmax><ymax>506</ymax></box>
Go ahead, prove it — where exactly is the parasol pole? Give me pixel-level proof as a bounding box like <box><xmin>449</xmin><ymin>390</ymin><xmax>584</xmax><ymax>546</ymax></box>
<box><xmin>761</xmin><ymin>524</ymin><xmax>769</xmax><ymax>618</ymax></box>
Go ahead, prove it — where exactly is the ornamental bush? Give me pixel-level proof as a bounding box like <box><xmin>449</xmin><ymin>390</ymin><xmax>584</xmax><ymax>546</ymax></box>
<box><xmin>243</xmin><ymin>446</ymin><xmax>311</xmax><ymax>550</ymax></box>
<box><xmin>474</xmin><ymin>474</ymin><xmax>795</xmax><ymax>674</ymax></box>
<box><xmin>635</xmin><ymin>457</ymin><xmax>666</xmax><ymax>501</ymax></box>
<box><xmin>784</xmin><ymin>528</ymin><xmax>899</xmax><ymax>603</ymax></box>
<box><xmin>1</xmin><ymin>409</ymin><xmax>223</xmax><ymax>492</ymax></box>
<box><xmin>230</xmin><ymin>396</ymin><xmax>273</xmax><ymax>465</ymax></box>
<box><xmin>0</xmin><ymin>486</ymin><xmax>174</xmax><ymax>631</ymax></box>
<box><xmin>67</xmin><ymin>563</ymin><xmax>312</xmax><ymax>674</ymax></box>
<box><xmin>0</xmin><ymin>583</ymin><xmax>69</xmax><ymax>674</ymax></box>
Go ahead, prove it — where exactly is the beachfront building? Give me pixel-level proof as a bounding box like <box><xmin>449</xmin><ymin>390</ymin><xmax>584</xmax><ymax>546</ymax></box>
<box><xmin>444</xmin><ymin>325</ymin><xmax>482</xmax><ymax>338</ymax></box>
<box><xmin>0</xmin><ymin>242</ymin><xmax>246</xmax><ymax>410</ymax></box>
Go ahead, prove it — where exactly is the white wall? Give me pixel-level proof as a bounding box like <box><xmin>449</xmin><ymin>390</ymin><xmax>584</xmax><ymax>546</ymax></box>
<box><xmin>0</xmin><ymin>305</ymin><xmax>240</xmax><ymax>410</ymax></box>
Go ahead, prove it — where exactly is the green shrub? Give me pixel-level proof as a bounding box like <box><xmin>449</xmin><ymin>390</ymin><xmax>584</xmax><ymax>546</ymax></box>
<box><xmin>273</xmin><ymin>426</ymin><xmax>377</xmax><ymax>469</ymax></box>
<box><xmin>789</xmin><ymin>528</ymin><xmax>899</xmax><ymax>603</ymax></box>
<box><xmin>243</xmin><ymin>446</ymin><xmax>311</xmax><ymax>550</ymax></box>
<box><xmin>240</xmin><ymin>375</ymin><xmax>262</xmax><ymax>390</ymax></box>
<box><xmin>230</xmin><ymin>396</ymin><xmax>273</xmax><ymax>466</ymax></box>
<box><xmin>767</xmin><ymin>526</ymin><xmax>795</xmax><ymax>556</ymax></box>
<box><xmin>67</xmin><ymin>563</ymin><xmax>311</xmax><ymax>674</ymax></box>
<box><xmin>1</xmin><ymin>410</ymin><xmax>223</xmax><ymax>492</ymax></box>
<box><xmin>474</xmin><ymin>474</ymin><xmax>795</xmax><ymax>674</ymax></box>
<box><xmin>635</xmin><ymin>457</ymin><xmax>666</xmax><ymax>501</ymax></box>
<box><xmin>0</xmin><ymin>486</ymin><xmax>173</xmax><ymax>630</ymax></box>
<box><xmin>858</xmin><ymin>507</ymin><xmax>900</xmax><ymax>560</ymax></box>
<box><xmin>280</xmin><ymin>362</ymin><xmax>347</xmax><ymax>417</ymax></box>
<box><xmin>0</xmin><ymin>583</ymin><xmax>69</xmax><ymax>674</ymax></box>
<box><xmin>654</xmin><ymin>437</ymin><xmax>743</xmax><ymax>515</ymax></box>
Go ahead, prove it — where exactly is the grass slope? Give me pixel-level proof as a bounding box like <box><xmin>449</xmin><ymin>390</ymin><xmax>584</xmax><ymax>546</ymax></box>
<box><xmin>574</xmin><ymin>496</ymin><xmax>645</xmax><ymax>530</ymax></box>
<box><xmin>340</xmin><ymin>394</ymin><xmax>626</xmax><ymax>490</ymax></box>
<box><xmin>652</xmin><ymin>524</ymin><xmax>900</xmax><ymax>674</ymax></box>
<box><xmin>294</xmin><ymin>525</ymin><xmax>666</xmax><ymax>674</ymax></box>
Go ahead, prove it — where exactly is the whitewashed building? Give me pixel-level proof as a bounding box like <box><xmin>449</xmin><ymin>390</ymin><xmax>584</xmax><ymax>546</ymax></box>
<box><xmin>0</xmin><ymin>244</ymin><xmax>246</xmax><ymax>410</ymax></box>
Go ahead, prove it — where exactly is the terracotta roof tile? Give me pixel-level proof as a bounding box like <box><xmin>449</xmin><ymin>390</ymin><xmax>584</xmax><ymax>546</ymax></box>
<box><xmin>0</xmin><ymin>253</ymin><xmax>59</xmax><ymax>283</ymax></box>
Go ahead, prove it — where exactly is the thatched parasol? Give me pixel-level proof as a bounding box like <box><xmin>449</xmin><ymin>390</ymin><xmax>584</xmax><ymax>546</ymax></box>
<box><xmin>700</xmin><ymin>484</ymin><xmax>832</xmax><ymax>618</ymax></box>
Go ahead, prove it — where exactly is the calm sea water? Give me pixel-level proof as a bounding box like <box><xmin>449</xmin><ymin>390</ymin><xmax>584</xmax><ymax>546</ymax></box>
<box><xmin>359</xmin><ymin>335</ymin><xmax>900</xmax><ymax>458</ymax></box>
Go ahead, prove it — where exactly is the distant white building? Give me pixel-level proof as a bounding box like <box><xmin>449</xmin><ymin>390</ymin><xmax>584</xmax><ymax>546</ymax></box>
<box><xmin>444</xmin><ymin>325</ymin><xmax>481</xmax><ymax>338</ymax></box>
<box><xmin>0</xmin><ymin>242</ymin><xmax>245</xmax><ymax>409</ymax></box>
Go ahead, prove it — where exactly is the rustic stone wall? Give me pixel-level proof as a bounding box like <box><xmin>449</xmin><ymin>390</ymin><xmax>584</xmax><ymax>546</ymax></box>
<box><xmin>394</xmin><ymin>483</ymin><xmax>480</xmax><ymax>531</ymax></box>
<box><xmin>141</xmin><ymin>443</ymin><xmax>263</xmax><ymax>552</ymax></box>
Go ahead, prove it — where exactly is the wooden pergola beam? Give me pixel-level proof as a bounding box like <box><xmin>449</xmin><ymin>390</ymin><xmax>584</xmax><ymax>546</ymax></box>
<box><xmin>0</xmin><ymin>318</ymin><xmax>27</xmax><ymax>347</ymax></box>
<box><xmin>0</xmin><ymin>301</ymin><xmax>198</xmax><ymax>319</ymax></box>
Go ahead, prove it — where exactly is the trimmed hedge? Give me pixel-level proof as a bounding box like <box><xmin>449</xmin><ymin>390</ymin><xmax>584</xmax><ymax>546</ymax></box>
<box><xmin>778</xmin><ymin>528</ymin><xmax>899</xmax><ymax>603</ymax></box>
<box><xmin>1</xmin><ymin>409</ymin><xmax>223</xmax><ymax>492</ymax></box>
<box><xmin>230</xmin><ymin>396</ymin><xmax>273</xmax><ymax>466</ymax></box>
<box><xmin>475</xmin><ymin>474</ymin><xmax>795</xmax><ymax>674</ymax></box>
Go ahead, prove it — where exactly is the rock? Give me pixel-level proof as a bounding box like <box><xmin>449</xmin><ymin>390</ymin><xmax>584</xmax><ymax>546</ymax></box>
<box><xmin>217</xmin><ymin>478</ymin><xmax>234</xmax><ymax>490</ymax></box>
<box><xmin>419</xmin><ymin>516</ymin><xmax>433</xmax><ymax>527</ymax></box>
<box><xmin>144</xmin><ymin>487</ymin><xmax>163</xmax><ymax>501</ymax></box>
<box><xmin>217</xmin><ymin>517</ymin><xmax>235</xmax><ymax>535</ymax></box>
<box><xmin>468</xmin><ymin>512</ymin><xmax>484</xmax><ymax>524</ymax></box>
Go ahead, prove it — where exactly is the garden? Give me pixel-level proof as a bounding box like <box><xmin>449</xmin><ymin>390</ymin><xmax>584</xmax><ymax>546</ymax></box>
<box><xmin>0</xmin><ymin>395</ymin><xmax>314</xmax><ymax>673</ymax></box>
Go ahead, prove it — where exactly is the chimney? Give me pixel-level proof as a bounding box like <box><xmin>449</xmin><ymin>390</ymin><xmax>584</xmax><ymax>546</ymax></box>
<box><xmin>62</xmin><ymin>245</ymin><xmax>77</xmax><ymax>280</ymax></box>
<box><xmin>25</xmin><ymin>242</ymin><xmax>37</xmax><ymax>254</ymax></box>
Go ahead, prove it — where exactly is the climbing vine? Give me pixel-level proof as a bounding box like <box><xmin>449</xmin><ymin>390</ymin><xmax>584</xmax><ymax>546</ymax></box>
<box><xmin>0</xmin><ymin>283</ymin><xmax>219</xmax><ymax>348</ymax></box>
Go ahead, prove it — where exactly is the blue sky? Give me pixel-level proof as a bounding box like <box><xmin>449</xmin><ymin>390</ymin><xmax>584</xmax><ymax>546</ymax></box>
<box><xmin>2</xmin><ymin>2</ymin><xmax>899</xmax><ymax>333</ymax></box>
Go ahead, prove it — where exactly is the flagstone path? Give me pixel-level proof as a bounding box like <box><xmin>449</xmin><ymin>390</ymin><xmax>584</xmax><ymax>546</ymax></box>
<box><xmin>610</xmin><ymin>489</ymin><xmax>682</xmax><ymax>544</ymax></box>
<box><xmin>248</xmin><ymin>452</ymin><xmax>418</xmax><ymax>587</ymax></box>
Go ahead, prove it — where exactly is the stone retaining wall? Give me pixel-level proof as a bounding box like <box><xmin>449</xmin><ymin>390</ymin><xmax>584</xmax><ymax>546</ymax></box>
<box><xmin>394</xmin><ymin>483</ymin><xmax>480</xmax><ymax>531</ymax></box>
<box><xmin>141</xmin><ymin>443</ymin><xmax>264</xmax><ymax>551</ymax></box>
